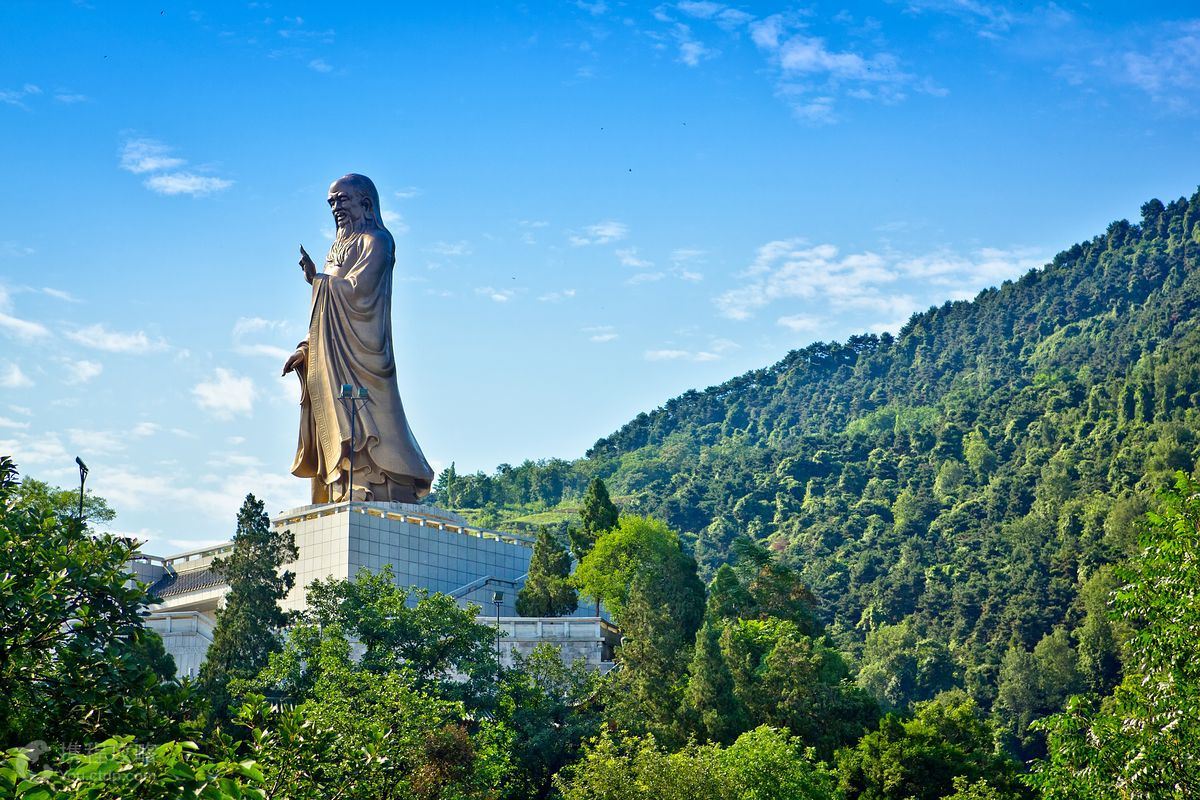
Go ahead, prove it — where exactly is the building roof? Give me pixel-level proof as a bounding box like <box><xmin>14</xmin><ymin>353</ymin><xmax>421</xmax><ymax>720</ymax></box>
<box><xmin>149</xmin><ymin>567</ymin><xmax>225</xmax><ymax>599</ymax></box>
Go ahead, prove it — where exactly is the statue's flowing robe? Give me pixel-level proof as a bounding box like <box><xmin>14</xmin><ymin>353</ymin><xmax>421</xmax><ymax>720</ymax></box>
<box><xmin>290</xmin><ymin>228</ymin><xmax>434</xmax><ymax>503</ymax></box>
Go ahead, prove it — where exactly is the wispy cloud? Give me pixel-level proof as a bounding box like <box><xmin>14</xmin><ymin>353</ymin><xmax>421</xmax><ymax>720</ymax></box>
<box><xmin>144</xmin><ymin>172</ymin><xmax>234</xmax><ymax>196</ymax></box>
<box><xmin>308</xmin><ymin>58</ymin><xmax>333</xmax><ymax>73</ymax></box>
<box><xmin>777</xmin><ymin>314</ymin><xmax>823</xmax><ymax>333</ymax></box>
<box><xmin>1117</xmin><ymin>20</ymin><xmax>1200</xmax><ymax>111</ymax></box>
<box><xmin>430</xmin><ymin>240</ymin><xmax>472</xmax><ymax>257</ymax></box>
<box><xmin>0</xmin><ymin>363</ymin><xmax>33</xmax><ymax>388</ymax></box>
<box><xmin>232</xmin><ymin>317</ymin><xmax>293</xmax><ymax>360</ymax></box>
<box><xmin>538</xmin><ymin>289</ymin><xmax>577</xmax><ymax>302</ymax></box>
<box><xmin>381</xmin><ymin>209</ymin><xmax>410</xmax><ymax>235</ymax></box>
<box><xmin>716</xmin><ymin>238</ymin><xmax>1045</xmax><ymax>323</ymax></box>
<box><xmin>119</xmin><ymin>138</ymin><xmax>186</xmax><ymax>174</ymax></box>
<box><xmin>576</xmin><ymin>0</ymin><xmax>608</xmax><ymax>15</ymax></box>
<box><xmin>0</xmin><ymin>415</ymin><xmax>28</xmax><ymax>429</ymax></box>
<box><xmin>616</xmin><ymin>247</ymin><xmax>653</xmax><ymax>268</ymax></box>
<box><xmin>63</xmin><ymin>359</ymin><xmax>103</xmax><ymax>385</ymax></box>
<box><xmin>42</xmin><ymin>287</ymin><xmax>79</xmax><ymax>302</ymax></box>
<box><xmin>119</xmin><ymin>136</ymin><xmax>233</xmax><ymax>196</ymax></box>
<box><xmin>476</xmin><ymin>286</ymin><xmax>515</xmax><ymax>303</ymax></box>
<box><xmin>0</xmin><ymin>312</ymin><xmax>49</xmax><ymax>340</ymax></box>
<box><xmin>570</xmin><ymin>220</ymin><xmax>628</xmax><ymax>246</ymax></box>
<box><xmin>0</xmin><ymin>83</ymin><xmax>42</xmax><ymax>109</ymax></box>
<box><xmin>394</xmin><ymin>186</ymin><xmax>422</xmax><ymax>200</ymax></box>
<box><xmin>583</xmin><ymin>325</ymin><xmax>618</xmax><ymax>343</ymax></box>
<box><xmin>651</xmin><ymin>5</ymin><xmax>940</xmax><ymax>123</ymax></box>
<box><xmin>67</xmin><ymin>428</ymin><xmax>124</xmax><ymax>452</ymax></box>
<box><xmin>193</xmin><ymin>368</ymin><xmax>257</xmax><ymax>419</ymax></box>
<box><xmin>645</xmin><ymin>348</ymin><xmax>720</xmax><ymax>362</ymax></box>
<box><xmin>66</xmin><ymin>323</ymin><xmax>169</xmax><ymax>354</ymax></box>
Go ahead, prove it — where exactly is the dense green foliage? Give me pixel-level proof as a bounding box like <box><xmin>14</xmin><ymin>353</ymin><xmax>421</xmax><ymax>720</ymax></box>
<box><xmin>517</xmin><ymin>529</ymin><xmax>578</xmax><ymax>617</ymax></box>
<box><xmin>198</xmin><ymin>494</ymin><xmax>297</xmax><ymax>719</ymax></box>
<box><xmin>438</xmin><ymin>192</ymin><xmax>1200</xmax><ymax>730</ymax></box>
<box><xmin>571</xmin><ymin>477</ymin><xmax>619</xmax><ymax>561</ymax></box>
<box><xmin>0</xmin><ymin>456</ymin><xmax>187</xmax><ymax>749</ymax></box>
<box><xmin>556</xmin><ymin>726</ymin><xmax>840</xmax><ymax>800</ymax></box>
<box><xmin>1029</xmin><ymin>473</ymin><xmax>1200</xmax><ymax>799</ymax></box>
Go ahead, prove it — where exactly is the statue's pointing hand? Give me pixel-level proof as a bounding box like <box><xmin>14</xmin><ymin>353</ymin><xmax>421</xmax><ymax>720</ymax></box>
<box><xmin>299</xmin><ymin>245</ymin><xmax>317</xmax><ymax>284</ymax></box>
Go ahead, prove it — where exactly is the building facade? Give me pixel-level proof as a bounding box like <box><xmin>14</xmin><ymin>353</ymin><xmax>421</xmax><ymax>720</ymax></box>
<box><xmin>134</xmin><ymin>501</ymin><xmax>617</xmax><ymax>678</ymax></box>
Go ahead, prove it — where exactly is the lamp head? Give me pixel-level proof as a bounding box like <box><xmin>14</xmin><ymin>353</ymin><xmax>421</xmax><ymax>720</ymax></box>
<box><xmin>75</xmin><ymin>457</ymin><xmax>88</xmax><ymax>476</ymax></box>
<box><xmin>339</xmin><ymin>384</ymin><xmax>353</xmax><ymax>399</ymax></box>
<box><xmin>492</xmin><ymin>591</ymin><xmax>504</xmax><ymax>604</ymax></box>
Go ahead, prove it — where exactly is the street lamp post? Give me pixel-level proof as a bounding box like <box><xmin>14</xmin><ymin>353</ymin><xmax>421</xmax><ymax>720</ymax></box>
<box><xmin>74</xmin><ymin>457</ymin><xmax>88</xmax><ymax>526</ymax></box>
<box><xmin>337</xmin><ymin>384</ymin><xmax>370</xmax><ymax>502</ymax></box>
<box><xmin>492</xmin><ymin>591</ymin><xmax>504</xmax><ymax>678</ymax></box>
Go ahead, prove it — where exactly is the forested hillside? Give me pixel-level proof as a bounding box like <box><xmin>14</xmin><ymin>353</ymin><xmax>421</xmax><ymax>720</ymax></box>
<box><xmin>435</xmin><ymin>190</ymin><xmax>1200</xmax><ymax>740</ymax></box>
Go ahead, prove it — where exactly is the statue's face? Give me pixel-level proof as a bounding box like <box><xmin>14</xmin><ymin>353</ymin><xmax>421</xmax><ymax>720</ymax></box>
<box><xmin>328</xmin><ymin>181</ymin><xmax>367</xmax><ymax>229</ymax></box>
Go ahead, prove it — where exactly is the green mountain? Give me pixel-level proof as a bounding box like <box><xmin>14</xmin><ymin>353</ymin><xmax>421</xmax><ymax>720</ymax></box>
<box><xmin>435</xmin><ymin>190</ymin><xmax>1200</xmax><ymax>720</ymax></box>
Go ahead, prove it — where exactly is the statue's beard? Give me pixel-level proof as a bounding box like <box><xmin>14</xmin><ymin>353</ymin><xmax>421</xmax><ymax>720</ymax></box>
<box><xmin>335</xmin><ymin>215</ymin><xmax>372</xmax><ymax>241</ymax></box>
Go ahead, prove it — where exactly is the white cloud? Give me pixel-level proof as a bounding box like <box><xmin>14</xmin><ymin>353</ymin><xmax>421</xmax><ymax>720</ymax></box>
<box><xmin>54</xmin><ymin>92</ymin><xmax>89</xmax><ymax>104</ymax></box>
<box><xmin>0</xmin><ymin>284</ymin><xmax>50</xmax><ymax>340</ymax></box>
<box><xmin>232</xmin><ymin>317</ymin><xmax>288</xmax><ymax>338</ymax></box>
<box><xmin>192</xmin><ymin>368</ymin><xmax>257</xmax><ymax>419</ymax></box>
<box><xmin>538</xmin><ymin>289</ymin><xmax>577</xmax><ymax>302</ymax></box>
<box><xmin>42</xmin><ymin>287</ymin><xmax>79</xmax><ymax>302</ymax></box>
<box><xmin>232</xmin><ymin>317</ymin><xmax>294</xmax><ymax>359</ymax></box>
<box><xmin>63</xmin><ymin>359</ymin><xmax>103</xmax><ymax>385</ymax></box>
<box><xmin>645</xmin><ymin>348</ymin><xmax>721</xmax><ymax>362</ymax></box>
<box><xmin>659</xmin><ymin>8</ymin><xmax>937</xmax><ymax>123</ymax></box>
<box><xmin>119</xmin><ymin>138</ymin><xmax>186</xmax><ymax>174</ymax></box>
<box><xmin>308</xmin><ymin>58</ymin><xmax>333</xmax><ymax>73</ymax></box>
<box><xmin>120</xmin><ymin>137</ymin><xmax>233</xmax><ymax>196</ymax></box>
<box><xmin>672</xmin><ymin>23</ymin><xmax>718</xmax><ymax>67</ymax></box>
<box><xmin>381</xmin><ymin>210</ymin><xmax>410</xmax><ymax>235</ymax></box>
<box><xmin>430</xmin><ymin>241</ymin><xmax>472</xmax><ymax>257</ymax></box>
<box><xmin>144</xmin><ymin>172</ymin><xmax>233</xmax><ymax>196</ymax></box>
<box><xmin>132</xmin><ymin>421</ymin><xmax>160</xmax><ymax>437</ymax></box>
<box><xmin>476</xmin><ymin>286</ymin><xmax>514</xmax><ymax>303</ymax></box>
<box><xmin>777</xmin><ymin>314</ymin><xmax>823</xmax><ymax>333</ymax></box>
<box><xmin>67</xmin><ymin>324</ymin><xmax>168</xmax><ymax>354</ymax></box>
<box><xmin>0</xmin><ymin>363</ymin><xmax>33</xmax><ymax>388</ymax></box>
<box><xmin>570</xmin><ymin>220</ymin><xmax>628</xmax><ymax>246</ymax></box>
<box><xmin>394</xmin><ymin>186</ymin><xmax>422</xmax><ymax>200</ymax></box>
<box><xmin>583</xmin><ymin>325</ymin><xmax>618</xmax><ymax>342</ymax></box>
<box><xmin>0</xmin><ymin>84</ymin><xmax>42</xmax><ymax>109</ymax></box>
<box><xmin>0</xmin><ymin>311</ymin><xmax>49</xmax><ymax>340</ymax></box>
<box><xmin>0</xmin><ymin>431</ymin><xmax>67</xmax><ymax>468</ymax></box>
<box><xmin>0</xmin><ymin>416</ymin><xmax>28</xmax><ymax>429</ymax></box>
<box><xmin>67</xmin><ymin>428</ymin><xmax>124</xmax><ymax>452</ymax></box>
<box><xmin>576</xmin><ymin>0</ymin><xmax>607</xmax><ymax>14</ymax></box>
<box><xmin>627</xmin><ymin>272</ymin><xmax>665</xmax><ymax>285</ymax></box>
<box><xmin>617</xmin><ymin>247</ymin><xmax>653</xmax><ymax>268</ymax></box>
<box><xmin>716</xmin><ymin>239</ymin><xmax>1045</xmax><ymax>323</ymax></box>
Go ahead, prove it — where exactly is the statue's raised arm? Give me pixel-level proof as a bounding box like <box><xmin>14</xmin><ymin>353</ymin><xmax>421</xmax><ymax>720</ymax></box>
<box><xmin>287</xmin><ymin>173</ymin><xmax>434</xmax><ymax>505</ymax></box>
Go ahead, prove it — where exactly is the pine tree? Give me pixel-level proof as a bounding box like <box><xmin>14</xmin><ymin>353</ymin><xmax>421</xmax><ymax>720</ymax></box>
<box><xmin>571</xmin><ymin>477</ymin><xmax>618</xmax><ymax>562</ymax></box>
<box><xmin>516</xmin><ymin>529</ymin><xmax>578</xmax><ymax>617</ymax></box>
<box><xmin>199</xmin><ymin>493</ymin><xmax>298</xmax><ymax>718</ymax></box>
<box><xmin>705</xmin><ymin>563</ymin><xmax>755</xmax><ymax>622</ymax></box>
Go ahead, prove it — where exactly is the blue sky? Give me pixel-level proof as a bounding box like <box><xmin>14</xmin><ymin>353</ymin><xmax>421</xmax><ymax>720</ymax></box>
<box><xmin>2</xmin><ymin>1</ymin><xmax>1199</xmax><ymax>551</ymax></box>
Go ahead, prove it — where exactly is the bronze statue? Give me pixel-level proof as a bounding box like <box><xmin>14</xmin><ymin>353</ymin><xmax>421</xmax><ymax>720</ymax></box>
<box><xmin>283</xmin><ymin>174</ymin><xmax>434</xmax><ymax>504</ymax></box>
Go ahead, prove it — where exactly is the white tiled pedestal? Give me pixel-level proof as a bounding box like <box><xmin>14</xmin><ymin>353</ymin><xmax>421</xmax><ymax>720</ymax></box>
<box><xmin>272</xmin><ymin>502</ymin><xmax>533</xmax><ymax>615</ymax></box>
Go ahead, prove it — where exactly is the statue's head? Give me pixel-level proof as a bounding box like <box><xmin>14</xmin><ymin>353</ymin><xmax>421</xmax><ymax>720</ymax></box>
<box><xmin>328</xmin><ymin>173</ymin><xmax>386</xmax><ymax>236</ymax></box>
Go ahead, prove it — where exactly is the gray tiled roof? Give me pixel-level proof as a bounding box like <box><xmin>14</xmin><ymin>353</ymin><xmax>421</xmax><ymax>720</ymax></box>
<box><xmin>149</xmin><ymin>568</ymin><xmax>226</xmax><ymax>599</ymax></box>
